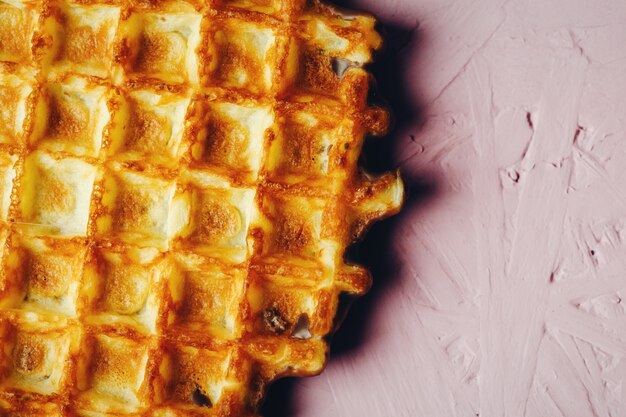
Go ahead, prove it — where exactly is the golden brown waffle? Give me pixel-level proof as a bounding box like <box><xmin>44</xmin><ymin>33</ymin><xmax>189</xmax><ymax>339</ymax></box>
<box><xmin>0</xmin><ymin>0</ymin><xmax>403</xmax><ymax>415</ymax></box>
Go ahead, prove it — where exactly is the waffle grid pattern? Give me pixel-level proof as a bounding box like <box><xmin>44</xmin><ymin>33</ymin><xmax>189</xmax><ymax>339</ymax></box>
<box><xmin>0</xmin><ymin>0</ymin><xmax>403</xmax><ymax>415</ymax></box>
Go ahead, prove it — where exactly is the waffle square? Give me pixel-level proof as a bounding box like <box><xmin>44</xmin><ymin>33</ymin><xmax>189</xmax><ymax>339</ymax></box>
<box><xmin>177</xmin><ymin>172</ymin><xmax>255</xmax><ymax>260</ymax></box>
<box><xmin>0</xmin><ymin>1</ymin><xmax>39</xmax><ymax>64</ymax></box>
<box><xmin>19</xmin><ymin>152</ymin><xmax>98</xmax><ymax>237</ymax></box>
<box><xmin>165</xmin><ymin>344</ymin><xmax>236</xmax><ymax>410</ymax></box>
<box><xmin>9</xmin><ymin>236</ymin><xmax>86</xmax><ymax>317</ymax></box>
<box><xmin>0</xmin><ymin>0</ymin><xmax>403</xmax><ymax>415</ymax></box>
<box><xmin>85</xmin><ymin>245</ymin><xmax>166</xmax><ymax>333</ymax></box>
<box><xmin>170</xmin><ymin>257</ymin><xmax>246</xmax><ymax>338</ymax></box>
<box><xmin>267</xmin><ymin>105</ymin><xmax>358</xmax><ymax>186</ymax></box>
<box><xmin>77</xmin><ymin>333</ymin><xmax>152</xmax><ymax>410</ymax></box>
<box><xmin>191</xmin><ymin>100</ymin><xmax>273</xmax><ymax>181</ymax></box>
<box><xmin>97</xmin><ymin>164</ymin><xmax>177</xmax><ymax>248</ymax></box>
<box><xmin>121</xmin><ymin>8</ymin><xmax>202</xmax><ymax>85</ymax></box>
<box><xmin>255</xmin><ymin>192</ymin><xmax>333</xmax><ymax>262</ymax></box>
<box><xmin>35</xmin><ymin>76</ymin><xmax>110</xmax><ymax>158</ymax></box>
<box><xmin>247</xmin><ymin>268</ymin><xmax>331</xmax><ymax>337</ymax></box>
<box><xmin>109</xmin><ymin>89</ymin><xmax>191</xmax><ymax>166</ymax></box>
<box><xmin>51</xmin><ymin>3</ymin><xmax>121</xmax><ymax>78</ymax></box>
<box><xmin>206</xmin><ymin>18</ymin><xmax>291</xmax><ymax>94</ymax></box>
<box><xmin>0</xmin><ymin>318</ymin><xmax>78</xmax><ymax>396</ymax></box>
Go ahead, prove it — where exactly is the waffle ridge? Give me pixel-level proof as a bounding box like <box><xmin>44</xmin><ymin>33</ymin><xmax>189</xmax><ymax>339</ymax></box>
<box><xmin>0</xmin><ymin>0</ymin><xmax>403</xmax><ymax>415</ymax></box>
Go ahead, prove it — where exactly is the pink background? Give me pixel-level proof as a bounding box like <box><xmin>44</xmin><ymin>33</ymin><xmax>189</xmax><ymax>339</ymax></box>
<box><xmin>264</xmin><ymin>1</ymin><xmax>626</xmax><ymax>416</ymax></box>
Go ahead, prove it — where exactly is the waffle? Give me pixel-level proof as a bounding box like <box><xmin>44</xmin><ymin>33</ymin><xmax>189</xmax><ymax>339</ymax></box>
<box><xmin>0</xmin><ymin>0</ymin><xmax>403</xmax><ymax>415</ymax></box>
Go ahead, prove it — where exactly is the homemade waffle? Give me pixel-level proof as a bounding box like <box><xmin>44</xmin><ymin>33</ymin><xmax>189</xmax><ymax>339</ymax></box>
<box><xmin>0</xmin><ymin>0</ymin><xmax>403</xmax><ymax>415</ymax></box>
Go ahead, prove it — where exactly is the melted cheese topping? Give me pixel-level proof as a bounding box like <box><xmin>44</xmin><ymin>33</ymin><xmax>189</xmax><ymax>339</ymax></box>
<box><xmin>170</xmin><ymin>257</ymin><xmax>245</xmax><ymax>338</ymax></box>
<box><xmin>20</xmin><ymin>237</ymin><xmax>86</xmax><ymax>317</ymax></box>
<box><xmin>211</xmin><ymin>19</ymin><xmax>278</xmax><ymax>93</ymax></box>
<box><xmin>77</xmin><ymin>246</ymin><xmax>164</xmax><ymax>335</ymax></box>
<box><xmin>223</xmin><ymin>0</ymin><xmax>282</xmax><ymax>16</ymax></box>
<box><xmin>267</xmin><ymin>110</ymin><xmax>353</xmax><ymax>183</ymax></box>
<box><xmin>54</xmin><ymin>4</ymin><xmax>120</xmax><ymax>78</ymax></box>
<box><xmin>87</xmin><ymin>334</ymin><xmax>150</xmax><ymax>407</ymax></box>
<box><xmin>0</xmin><ymin>402</ymin><xmax>64</xmax><ymax>417</ymax></box>
<box><xmin>195</xmin><ymin>102</ymin><xmax>273</xmax><ymax>180</ymax></box>
<box><xmin>247</xmin><ymin>271</ymin><xmax>318</xmax><ymax>335</ymax></box>
<box><xmin>90</xmin><ymin>247</ymin><xmax>164</xmax><ymax>333</ymax></box>
<box><xmin>102</xmin><ymin>260</ymin><xmax>150</xmax><ymax>316</ymax></box>
<box><xmin>168</xmin><ymin>345</ymin><xmax>232</xmax><ymax>407</ymax></box>
<box><xmin>7</xmin><ymin>327</ymin><xmax>74</xmax><ymax>395</ymax></box>
<box><xmin>177</xmin><ymin>172</ymin><xmax>255</xmax><ymax>262</ymax></box>
<box><xmin>98</xmin><ymin>165</ymin><xmax>176</xmax><ymax>249</ymax></box>
<box><xmin>303</xmin><ymin>14</ymin><xmax>382</xmax><ymax>64</ymax></box>
<box><xmin>109</xmin><ymin>90</ymin><xmax>190</xmax><ymax>166</ymax></box>
<box><xmin>0</xmin><ymin>68</ymin><xmax>34</xmax><ymax>144</ymax></box>
<box><xmin>19</xmin><ymin>152</ymin><xmax>98</xmax><ymax>237</ymax></box>
<box><xmin>0</xmin><ymin>153</ymin><xmax>17</xmax><ymax>220</ymax></box>
<box><xmin>310</xmin><ymin>20</ymin><xmax>349</xmax><ymax>54</ymax></box>
<box><xmin>0</xmin><ymin>1</ymin><xmax>37</xmax><ymax>63</ymax></box>
<box><xmin>38</xmin><ymin>77</ymin><xmax>110</xmax><ymax>158</ymax></box>
<box><xmin>125</xmin><ymin>10</ymin><xmax>202</xmax><ymax>85</ymax></box>
<box><xmin>258</xmin><ymin>194</ymin><xmax>327</xmax><ymax>260</ymax></box>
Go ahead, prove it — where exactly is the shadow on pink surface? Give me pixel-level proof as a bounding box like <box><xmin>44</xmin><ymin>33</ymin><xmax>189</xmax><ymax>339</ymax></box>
<box><xmin>262</xmin><ymin>6</ymin><xmax>435</xmax><ymax>416</ymax></box>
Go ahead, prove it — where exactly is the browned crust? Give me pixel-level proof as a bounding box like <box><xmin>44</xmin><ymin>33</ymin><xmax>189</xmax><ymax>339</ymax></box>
<box><xmin>0</xmin><ymin>0</ymin><xmax>403</xmax><ymax>415</ymax></box>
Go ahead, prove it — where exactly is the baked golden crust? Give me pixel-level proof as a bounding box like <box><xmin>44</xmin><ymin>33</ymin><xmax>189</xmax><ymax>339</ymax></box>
<box><xmin>0</xmin><ymin>0</ymin><xmax>403</xmax><ymax>415</ymax></box>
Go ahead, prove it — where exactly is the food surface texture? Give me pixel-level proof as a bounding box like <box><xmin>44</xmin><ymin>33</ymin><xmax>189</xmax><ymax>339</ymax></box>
<box><xmin>0</xmin><ymin>0</ymin><xmax>402</xmax><ymax>415</ymax></box>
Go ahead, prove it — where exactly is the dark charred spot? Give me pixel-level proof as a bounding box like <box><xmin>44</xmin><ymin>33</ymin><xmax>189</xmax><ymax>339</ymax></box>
<box><xmin>192</xmin><ymin>387</ymin><xmax>212</xmax><ymax>407</ymax></box>
<box><xmin>263</xmin><ymin>306</ymin><xmax>289</xmax><ymax>334</ymax></box>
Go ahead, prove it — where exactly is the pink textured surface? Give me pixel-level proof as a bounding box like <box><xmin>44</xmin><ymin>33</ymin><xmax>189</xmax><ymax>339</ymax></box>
<box><xmin>264</xmin><ymin>1</ymin><xmax>626</xmax><ymax>416</ymax></box>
